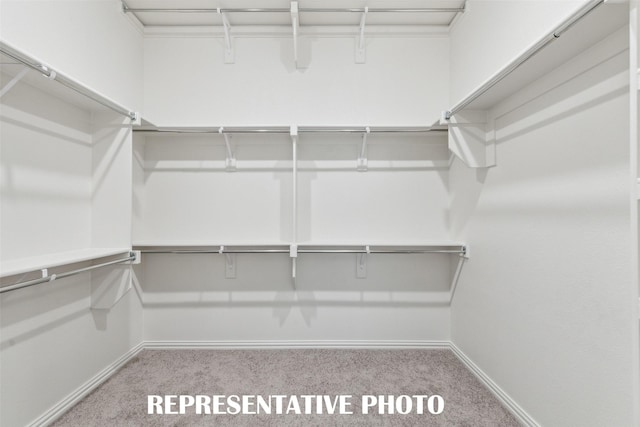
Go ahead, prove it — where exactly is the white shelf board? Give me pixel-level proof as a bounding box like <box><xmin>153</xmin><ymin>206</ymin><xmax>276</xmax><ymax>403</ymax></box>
<box><xmin>0</xmin><ymin>59</ymin><xmax>112</xmax><ymax>117</ymax></box>
<box><xmin>133</xmin><ymin>240</ymin><xmax>290</xmax><ymax>248</ymax></box>
<box><xmin>446</xmin><ymin>2</ymin><xmax>627</xmax><ymax>114</ymax></box>
<box><xmin>0</xmin><ymin>247</ymin><xmax>132</xmax><ymax>278</ymax></box>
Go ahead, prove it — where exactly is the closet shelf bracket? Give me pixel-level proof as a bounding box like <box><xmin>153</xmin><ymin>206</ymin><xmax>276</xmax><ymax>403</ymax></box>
<box><xmin>0</xmin><ymin>67</ymin><xmax>29</xmax><ymax>99</ymax></box>
<box><xmin>356</xmin><ymin>7</ymin><xmax>368</xmax><ymax>63</ymax></box>
<box><xmin>441</xmin><ymin>109</ymin><xmax>496</xmax><ymax>169</ymax></box>
<box><xmin>356</xmin><ymin>245</ymin><xmax>370</xmax><ymax>278</ymax></box>
<box><xmin>218</xmin><ymin>127</ymin><xmax>237</xmax><ymax>171</ymax></box>
<box><xmin>291</xmin><ymin>1</ymin><xmax>300</xmax><ymax>68</ymax></box>
<box><xmin>218</xmin><ymin>9</ymin><xmax>235</xmax><ymax>63</ymax></box>
<box><xmin>290</xmin><ymin>245</ymin><xmax>298</xmax><ymax>285</ymax></box>
<box><xmin>357</xmin><ymin>126</ymin><xmax>370</xmax><ymax>171</ymax></box>
<box><xmin>225</xmin><ymin>254</ymin><xmax>236</xmax><ymax>279</ymax></box>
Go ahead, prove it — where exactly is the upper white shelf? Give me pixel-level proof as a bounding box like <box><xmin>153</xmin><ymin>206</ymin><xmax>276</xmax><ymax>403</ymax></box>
<box><xmin>0</xmin><ymin>248</ymin><xmax>132</xmax><ymax>278</ymax></box>
<box><xmin>122</xmin><ymin>0</ymin><xmax>466</xmax><ymax>28</ymax></box>
<box><xmin>443</xmin><ymin>1</ymin><xmax>627</xmax><ymax>119</ymax></box>
<box><xmin>0</xmin><ymin>41</ymin><xmax>137</xmax><ymax>121</ymax></box>
<box><xmin>133</xmin><ymin>241</ymin><xmax>466</xmax><ymax>255</ymax></box>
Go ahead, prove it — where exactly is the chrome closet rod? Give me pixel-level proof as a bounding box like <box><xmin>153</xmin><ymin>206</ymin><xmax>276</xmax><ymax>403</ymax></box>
<box><xmin>139</xmin><ymin>249</ymin><xmax>464</xmax><ymax>254</ymax></box>
<box><xmin>123</xmin><ymin>7</ymin><xmax>465</xmax><ymax>14</ymax></box>
<box><xmin>133</xmin><ymin>127</ymin><xmax>444</xmax><ymax>134</ymax></box>
<box><xmin>444</xmin><ymin>0</ymin><xmax>605</xmax><ymax>119</ymax></box>
<box><xmin>0</xmin><ymin>253</ymin><xmax>136</xmax><ymax>294</ymax></box>
<box><xmin>136</xmin><ymin>128</ymin><xmax>291</xmax><ymax>134</ymax></box>
<box><xmin>300</xmin><ymin>127</ymin><xmax>445</xmax><ymax>133</ymax></box>
<box><xmin>0</xmin><ymin>41</ymin><xmax>138</xmax><ymax>121</ymax></box>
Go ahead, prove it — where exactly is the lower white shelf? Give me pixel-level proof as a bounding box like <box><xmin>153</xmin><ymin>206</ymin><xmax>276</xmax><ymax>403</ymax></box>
<box><xmin>0</xmin><ymin>247</ymin><xmax>132</xmax><ymax>278</ymax></box>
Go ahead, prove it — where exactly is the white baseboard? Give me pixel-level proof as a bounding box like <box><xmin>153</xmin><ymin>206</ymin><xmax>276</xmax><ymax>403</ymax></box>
<box><xmin>449</xmin><ymin>343</ymin><xmax>539</xmax><ymax>427</ymax></box>
<box><xmin>143</xmin><ymin>339</ymin><xmax>451</xmax><ymax>350</ymax></box>
<box><xmin>29</xmin><ymin>342</ymin><xmax>144</xmax><ymax>427</ymax></box>
<box><xmin>29</xmin><ymin>340</ymin><xmax>534</xmax><ymax>427</ymax></box>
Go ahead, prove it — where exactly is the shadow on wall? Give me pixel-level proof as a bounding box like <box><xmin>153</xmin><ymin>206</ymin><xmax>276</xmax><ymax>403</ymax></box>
<box><xmin>279</xmin><ymin>35</ymin><xmax>314</xmax><ymax>71</ymax></box>
<box><xmin>0</xmin><ymin>266</ymin><xmax>126</xmax><ymax>351</ymax></box>
<box><xmin>138</xmin><ymin>252</ymin><xmax>457</xmax><ymax>326</ymax></box>
<box><xmin>448</xmin><ymin>33</ymin><xmax>629</xmax><ymax>239</ymax></box>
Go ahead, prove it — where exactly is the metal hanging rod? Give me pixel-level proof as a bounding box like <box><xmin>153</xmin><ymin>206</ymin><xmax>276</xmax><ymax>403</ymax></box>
<box><xmin>134</xmin><ymin>127</ymin><xmax>445</xmax><ymax>134</ymax></box>
<box><xmin>123</xmin><ymin>6</ymin><xmax>464</xmax><ymax>14</ymax></box>
<box><xmin>138</xmin><ymin>247</ymin><xmax>466</xmax><ymax>255</ymax></box>
<box><xmin>0</xmin><ymin>41</ymin><xmax>138</xmax><ymax>121</ymax></box>
<box><xmin>444</xmin><ymin>0</ymin><xmax>605</xmax><ymax>119</ymax></box>
<box><xmin>0</xmin><ymin>252</ymin><xmax>136</xmax><ymax>295</ymax></box>
<box><xmin>301</xmin><ymin>127</ymin><xmax>446</xmax><ymax>133</ymax></box>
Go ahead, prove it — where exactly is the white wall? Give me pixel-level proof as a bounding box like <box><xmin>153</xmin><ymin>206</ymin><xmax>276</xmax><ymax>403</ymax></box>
<box><xmin>134</xmin><ymin>132</ymin><xmax>451</xmax><ymax>244</ymax></box>
<box><xmin>138</xmin><ymin>25</ymin><xmax>455</xmax><ymax>346</ymax></box>
<box><xmin>141</xmin><ymin>253</ymin><xmax>453</xmax><ymax>343</ymax></box>
<box><xmin>1</xmin><ymin>58</ymin><xmax>142</xmax><ymax>427</ymax></box>
<box><xmin>0</xmin><ymin>273</ymin><xmax>143</xmax><ymax>426</ymax></box>
<box><xmin>449</xmin><ymin>0</ymin><xmax>586</xmax><ymax>107</ymax></box>
<box><xmin>1</xmin><ymin>71</ymin><xmax>93</xmax><ymax>260</ymax></box>
<box><xmin>134</xmin><ymin>130</ymin><xmax>456</xmax><ymax>342</ymax></box>
<box><xmin>449</xmin><ymin>28</ymin><xmax>635</xmax><ymax>426</ymax></box>
<box><xmin>0</xmin><ymin>0</ymin><xmax>144</xmax><ymax>112</ymax></box>
<box><xmin>143</xmin><ymin>32</ymin><xmax>449</xmax><ymax>126</ymax></box>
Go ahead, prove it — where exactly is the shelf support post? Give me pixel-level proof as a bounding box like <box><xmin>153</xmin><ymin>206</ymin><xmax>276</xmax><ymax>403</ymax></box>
<box><xmin>218</xmin><ymin>9</ymin><xmax>235</xmax><ymax>63</ymax></box>
<box><xmin>218</xmin><ymin>127</ymin><xmax>237</xmax><ymax>171</ymax></box>
<box><xmin>356</xmin><ymin>7</ymin><xmax>368</xmax><ymax>63</ymax></box>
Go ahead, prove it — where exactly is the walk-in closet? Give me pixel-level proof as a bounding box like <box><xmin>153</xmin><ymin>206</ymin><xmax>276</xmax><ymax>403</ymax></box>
<box><xmin>1</xmin><ymin>0</ymin><xmax>639</xmax><ymax>425</ymax></box>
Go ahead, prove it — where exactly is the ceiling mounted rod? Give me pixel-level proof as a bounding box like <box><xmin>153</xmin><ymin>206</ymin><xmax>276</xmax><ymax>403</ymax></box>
<box><xmin>443</xmin><ymin>0</ymin><xmax>604</xmax><ymax>119</ymax></box>
<box><xmin>0</xmin><ymin>253</ymin><xmax>136</xmax><ymax>294</ymax></box>
<box><xmin>0</xmin><ymin>40</ymin><xmax>138</xmax><ymax>121</ymax></box>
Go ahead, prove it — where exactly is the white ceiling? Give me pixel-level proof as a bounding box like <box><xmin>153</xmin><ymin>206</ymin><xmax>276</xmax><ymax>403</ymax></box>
<box><xmin>123</xmin><ymin>0</ymin><xmax>466</xmax><ymax>27</ymax></box>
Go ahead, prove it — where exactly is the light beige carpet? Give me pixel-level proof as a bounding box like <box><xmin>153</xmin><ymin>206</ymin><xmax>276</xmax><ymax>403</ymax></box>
<box><xmin>52</xmin><ymin>349</ymin><xmax>520</xmax><ymax>426</ymax></box>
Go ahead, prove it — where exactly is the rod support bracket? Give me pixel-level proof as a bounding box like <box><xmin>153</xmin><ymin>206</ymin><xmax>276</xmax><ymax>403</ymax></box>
<box><xmin>130</xmin><ymin>112</ymin><xmax>141</xmax><ymax>125</ymax></box>
<box><xmin>355</xmin><ymin>6</ymin><xmax>368</xmax><ymax>63</ymax></box>
<box><xmin>291</xmin><ymin>1</ymin><xmax>300</xmax><ymax>68</ymax></box>
<box><xmin>218</xmin><ymin>9</ymin><xmax>235</xmax><ymax>63</ymax></box>
<box><xmin>129</xmin><ymin>250</ymin><xmax>141</xmax><ymax>265</ymax></box>
<box><xmin>219</xmin><ymin>127</ymin><xmax>237</xmax><ymax>171</ymax></box>
<box><xmin>356</xmin><ymin>245</ymin><xmax>369</xmax><ymax>278</ymax></box>
<box><xmin>461</xmin><ymin>245</ymin><xmax>470</xmax><ymax>259</ymax></box>
<box><xmin>0</xmin><ymin>67</ymin><xmax>29</xmax><ymax>99</ymax></box>
<box><xmin>225</xmin><ymin>253</ymin><xmax>236</xmax><ymax>278</ymax></box>
<box><xmin>357</xmin><ymin>126</ymin><xmax>370</xmax><ymax>171</ymax></box>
